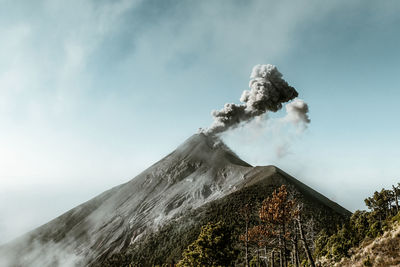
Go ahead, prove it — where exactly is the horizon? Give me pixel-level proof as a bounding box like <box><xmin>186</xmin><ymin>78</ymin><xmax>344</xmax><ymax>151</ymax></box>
<box><xmin>1</xmin><ymin>0</ymin><xmax>399</xmax><ymax>244</ymax></box>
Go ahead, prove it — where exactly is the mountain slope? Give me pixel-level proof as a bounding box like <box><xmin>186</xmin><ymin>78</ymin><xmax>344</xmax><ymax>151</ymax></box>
<box><xmin>239</xmin><ymin>166</ymin><xmax>349</xmax><ymax>217</ymax></box>
<box><xmin>102</xmin><ymin>165</ymin><xmax>350</xmax><ymax>266</ymax></box>
<box><xmin>0</xmin><ymin>134</ymin><xmax>252</xmax><ymax>266</ymax></box>
<box><xmin>0</xmin><ymin>134</ymin><xmax>350</xmax><ymax>267</ymax></box>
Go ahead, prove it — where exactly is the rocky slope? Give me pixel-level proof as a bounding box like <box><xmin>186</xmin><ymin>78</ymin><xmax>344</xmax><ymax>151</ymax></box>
<box><xmin>319</xmin><ymin>220</ymin><xmax>400</xmax><ymax>267</ymax></box>
<box><xmin>0</xmin><ymin>133</ymin><xmax>350</xmax><ymax>267</ymax></box>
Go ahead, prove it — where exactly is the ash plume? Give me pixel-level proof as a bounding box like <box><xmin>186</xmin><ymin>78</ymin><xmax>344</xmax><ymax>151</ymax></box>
<box><xmin>283</xmin><ymin>98</ymin><xmax>310</xmax><ymax>131</ymax></box>
<box><xmin>203</xmin><ymin>64</ymin><xmax>299</xmax><ymax>135</ymax></box>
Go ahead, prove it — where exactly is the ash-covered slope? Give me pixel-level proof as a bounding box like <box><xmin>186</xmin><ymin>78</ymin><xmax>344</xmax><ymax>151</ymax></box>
<box><xmin>100</xmin><ymin>166</ymin><xmax>351</xmax><ymax>266</ymax></box>
<box><xmin>0</xmin><ymin>134</ymin><xmax>252</xmax><ymax>266</ymax></box>
<box><xmin>0</xmin><ymin>134</ymin><xmax>350</xmax><ymax>267</ymax></box>
<box><xmin>239</xmin><ymin>166</ymin><xmax>350</xmax><ymax>217</ymax></box>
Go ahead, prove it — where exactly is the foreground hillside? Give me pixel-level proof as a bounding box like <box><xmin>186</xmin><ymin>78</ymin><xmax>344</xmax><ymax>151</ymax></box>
<box><xmin>0</xmin><ymin>134</ymin><xmax>350</xmax><ymax>267</ymax></box>
<box><xmin>342</xmin><ymin>221</ymin><xmax>400</xmax><ymax>266</ymax></box>
<box><xmin>320</xmin><ymin>213</ymin><xmax>400</xmax><ymax>267</ymax></box>
<box><xmin>314</xmin><ymin>183</ymin><xmax>400</xmax><ymax>267</ymax></box>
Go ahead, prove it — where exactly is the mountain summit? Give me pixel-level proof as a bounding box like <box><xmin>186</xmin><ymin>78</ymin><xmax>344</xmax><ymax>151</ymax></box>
<box><xmin>0</xmin><ymin>134</ymin><xmax>350</xmax><ymax>266</ymax></box>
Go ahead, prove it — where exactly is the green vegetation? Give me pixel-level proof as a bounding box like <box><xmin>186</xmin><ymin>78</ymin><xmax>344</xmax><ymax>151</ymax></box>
<box><xmin>177</xmin><ymin>221</ymin><xmax>236</xmax><ymax>266</ymax></box>
<box><xmin>77</xmin><ymin>174</ymin><xmax>400</xmax><ymax>267</ymax></box>
<box><xmin>99</xmin><ymin>179</ymin><xmax>347</xmax><ymax>267</ymax></box>
<box><xmin>315</xmin><ymin>183</ymin><xmax>400</xmax><ymax>263</ymax></box>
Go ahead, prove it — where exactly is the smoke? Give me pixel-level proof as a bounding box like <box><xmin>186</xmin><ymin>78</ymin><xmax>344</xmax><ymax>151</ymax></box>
<box><xmin>203</xmin><ymin>64</ymin><xmax>299</xmax><ymax>135</ymax></box>
<box><xmin>267</xmin><ymin>98</ymin><xmax>310</xmax><ymax>157</ymax></box>
<box><xmin>283</xmin><ymin>98</ymin><xmax>310</xmax><ymax>131</ymax></box>
<box><xmin>205</xmin><ymin>64</ymin><xmax>311</xmax><ymax>160</ymax></box>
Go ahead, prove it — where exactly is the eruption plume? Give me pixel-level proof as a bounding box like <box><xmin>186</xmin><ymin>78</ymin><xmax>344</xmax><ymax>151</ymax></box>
<box><xmin>203</xmin><ymin>64</ymin><xmax>299</xmax><ymax>135</ymax></box>
<box><xmin>283</xmin><ymin>98</ymin><xmax>310</xmax><ymax>131</ymax></box>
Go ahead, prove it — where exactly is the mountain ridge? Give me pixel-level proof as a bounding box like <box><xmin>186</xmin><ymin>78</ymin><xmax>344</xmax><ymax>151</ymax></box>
<box><xmin>0</xmin><ymin>133</ymin><xmax>350</xmax><ymax>267</ymax></box>
<box><xmin>102</xmin><ymin>163</ymin><xmax>351</xmax><ymax>266</ymax></box>
<box><xmin>239</xmin><ymin>165</ymin><xmax>349</xmax><ymax>216</ymax></box>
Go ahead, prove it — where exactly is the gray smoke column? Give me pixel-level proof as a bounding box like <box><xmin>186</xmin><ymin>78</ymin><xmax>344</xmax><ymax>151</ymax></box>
<box><xmin>203</xmin><ymin>64</ymin><xmax>298</xmax><ymax>135</ymax></box>
<box><xmin>284</xmin><ymin>98</ymin><xmax>310</xmax><ymax>130</ymax></box>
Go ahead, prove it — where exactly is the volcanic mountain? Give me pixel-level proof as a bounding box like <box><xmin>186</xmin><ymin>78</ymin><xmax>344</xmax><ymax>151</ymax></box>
<box><xmin>0</xmin><ymin>133</ymin><xmax>350</xmax><ymax>266</ymax></box>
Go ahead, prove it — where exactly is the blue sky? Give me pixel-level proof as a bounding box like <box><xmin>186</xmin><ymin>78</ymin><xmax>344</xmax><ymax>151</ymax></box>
<box><xmin>0</xmin><ymin>0</ymin><xmax>399</xmax><ymax>243</ymax></box>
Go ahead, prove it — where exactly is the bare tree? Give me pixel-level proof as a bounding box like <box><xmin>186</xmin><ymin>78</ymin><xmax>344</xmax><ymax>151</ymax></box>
<box><xmin>296</xmin><ymin>204</ymin><xmax>316</xmax><ymax>267</ymax></box>
<box><xmin>290</xmin><ymin>220</ymin><xmax>300</xmax><ymax>267</ymax></box>
<box><xmin>239</xmin><ymin>204</ymin><xmax>252</xmax><ymax>267</ymax></box>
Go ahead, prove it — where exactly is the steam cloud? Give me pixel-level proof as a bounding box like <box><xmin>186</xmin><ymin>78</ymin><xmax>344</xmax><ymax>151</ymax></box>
<box><xmin>283</xmin><ymin>98</ymin><xmax>310</xmax><ymax>131</ymax></box>
<box><xmin>203</xmin><ymin>64</ymin><xmax>299</xmax><ymax>135</ymax></box>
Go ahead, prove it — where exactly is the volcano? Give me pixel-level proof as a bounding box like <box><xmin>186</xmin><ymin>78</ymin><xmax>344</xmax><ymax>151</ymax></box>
<box><xmin>0</xmin><ymin>134</ymin><xmax>350</xmax><ymax>266</ymax></box>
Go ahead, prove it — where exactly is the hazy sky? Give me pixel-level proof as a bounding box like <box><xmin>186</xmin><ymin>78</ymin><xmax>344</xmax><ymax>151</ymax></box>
<box><xmin>1</xmin><ymin>0</ymin><xmax>399</xmax><ymax>243</ymax></box>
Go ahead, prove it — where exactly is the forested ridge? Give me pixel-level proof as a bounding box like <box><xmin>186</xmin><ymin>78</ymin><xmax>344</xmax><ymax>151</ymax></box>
<box><xmin>100</xmin><ymin>181</ymin><xmax>399</xmax><ymax>267</ymax></box>
<box><xmin>98</xmin><ymin>177</ymin><xmax>350</xmax><ymax>266</ymax></box>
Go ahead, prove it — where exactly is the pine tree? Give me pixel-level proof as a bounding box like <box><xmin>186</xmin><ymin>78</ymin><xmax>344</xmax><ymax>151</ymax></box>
<box><xmin>177</xmin><ymin>221</ymin><xmax>236</xmax><ymax>266</ymax></box>
<box><xmin>364</xmin><ymin>189</ymin><xmax>394</xmax><ymax>221</ymax></box>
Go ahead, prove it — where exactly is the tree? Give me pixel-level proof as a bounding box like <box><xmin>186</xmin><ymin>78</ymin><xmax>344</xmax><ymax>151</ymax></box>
<box><xmin>315</xmin><ymin>182</ymin><xmax>400</xmax><ymax>264</ymax></box>
<box><xmin>364</xmin><ymin>189</ymin><xmax>394</xmax><ymax>221</ymax></box>
<box><xmin>245</xmin><ymin>224</ymin><xmax>273</xmax><ymax>266</ymax></box>
<box><xmin>296</xmin><ymin>214</ymin><xmax>316</xmax><ymax>267</ymax></box>
<box><xmin>393</xmin><ymin>183</ymin><xmax>400</xmax><ymax>214</ymax></box>
<box><xmin>177</xmin><ymin>221</ymin><xmax>236</xmax><ymax>266</ymax></box>
<box><xmin>314</xmin><ymin>229</ymin><xmax>329</xmax><ymax>258</ymax></box>
<box><xmin>239</xmin><ymin>204</ymin><xmax>252</xmax><ymax>267</ymax></box>
<box><xmin>290</xmin><ymin>220</ymin><xmax>300</xmax><ymax>267</ymax></box>
<box><xmin>257</xmin><ymin>185</ymin><xmax>298</xmax><ymax>267</ymax></box>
